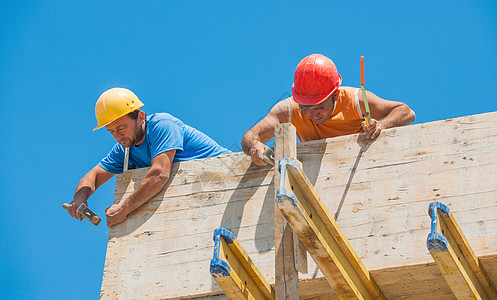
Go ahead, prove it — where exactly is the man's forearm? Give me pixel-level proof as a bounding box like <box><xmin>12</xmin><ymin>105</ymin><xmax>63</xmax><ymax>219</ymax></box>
<box><xmin>241</xmin><ymin>130</ymin><xmax>261</xmax><ymax>155</ymax></box>
<box><xmin>241</xmin><ymin>108</ymin><xmax>284</xmax><ymax>156</ymax></box>
<box><xmin>241</xmin><ymin>134</ymin><xmax>253</xmax><ymax>155</ymax></box>
<box><xmin>69</xmin><ymin>176</ymin><xmax>98</xmax><ymax>220</ymax></box>
<box><xmin>120</xmin><ymin>171</ymin><xmax>169</xmax><ymax>215</ymax></box>
<box><xmin>73</xmin><ymin>174</ymin><xmax>97</xmax><ymax>202</ymax></box>
<box><xmin>379</xmin><ymin>105</ymin><xmax>415</xmax><ymax>129</ymax></box>
<box><xmin>73</xmin><ymin>186</ymin><xmax>93</xmax><ymax>202</ymax></box>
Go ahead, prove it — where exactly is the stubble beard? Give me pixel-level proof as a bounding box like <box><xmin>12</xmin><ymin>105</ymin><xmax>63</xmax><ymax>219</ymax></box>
<box><xmin>119</xmin><ymin>122</ymin><xmax>145</xmax><ymax>148</ymax></box>
<box><xmin>311</xmin><ymin>98</ymin><xmax>336</xmax><ymax>125</ymax></box>
<box><xmin>118</xmin><ymin>138</ymin><xmax>134</xmax><ymax>148</ymax></box>
<box><xmin>311</xmin><ymin>110</ymin><xmax>333</xmax><ymax>125</ymax></box>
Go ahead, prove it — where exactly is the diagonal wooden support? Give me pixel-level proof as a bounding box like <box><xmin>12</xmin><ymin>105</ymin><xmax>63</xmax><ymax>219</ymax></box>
<box><xmin>427</xmin><ymin>202</ymin><xmax>497</xmax><ymax>300</ymax></box>
<box><xmin>275</xmin><ymin>158</ymin><xmax>385</xmax><ymax>299</ymax></box>
<box><xmin>210</xmin><ymin>228</ymin><xmax>275</xmax><ymax>300</ymax></box>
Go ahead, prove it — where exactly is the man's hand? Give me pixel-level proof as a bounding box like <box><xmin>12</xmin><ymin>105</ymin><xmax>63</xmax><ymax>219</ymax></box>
<box><xmin>358</xmin><ymin>90</ymin><xmax>415</xmax><ymax>136</ymax></box>
<box><xmin>67</xmin><ymin>198</ymin><xmax>88</xmax><ymax>221</ymax></box>
<box><xmin>105</xmin><ymin>203</ymin><xmax>128</xmax><ymax>228</ymax></box>
<box><xmin>250</xmin><ymin>142</ymin><xmax>270</xmax><ymax>166</ymax></box>
<box><xmin>69</xmin><ymin>166</ymin><xmax>114</xmax><ymax>222</ymax></box>
<box><xmin>103</xmin><ymin>151</ymin><xmax>174</xmax><ymax>228</ymax></box>
<box><xmin>241</xmin><ymin>99</ymin><xmax>289</xmax><ymax>165</ymax></box>
<box><xmin>361</xmin><ymin>118</ymin><xmax>382</xmax><ymax>140</ymax></box>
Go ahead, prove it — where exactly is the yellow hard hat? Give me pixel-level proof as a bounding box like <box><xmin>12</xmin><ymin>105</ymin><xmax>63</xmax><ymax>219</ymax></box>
<box><xmin>93</xmin><ymin>88</ymin><xmax>144</xmax><ymax>131</ymax></box>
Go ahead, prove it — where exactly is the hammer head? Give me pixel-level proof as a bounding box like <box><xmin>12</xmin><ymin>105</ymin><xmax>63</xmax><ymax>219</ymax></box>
<box><xmin>263</xmin><ymin>148</ymin><xmax>275</xmax><ymax>166</ymax></box>
<box><xmin>77</xmin><ymin>203</ymin><xmax>101</xmax><ymax>226</ymax></box>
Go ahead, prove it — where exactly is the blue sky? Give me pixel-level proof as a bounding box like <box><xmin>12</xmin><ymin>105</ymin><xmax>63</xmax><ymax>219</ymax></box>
<box><xmin>1</xmin><ymin>1</ymin><xmax>496</xmax><ymax>299</ymax></box>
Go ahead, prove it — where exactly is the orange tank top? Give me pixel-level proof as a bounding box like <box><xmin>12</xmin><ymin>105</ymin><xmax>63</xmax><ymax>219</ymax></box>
<box><xmin>289</xmin><ymin>86</ymin><xmax>364</xmax><ymax>142</ymax></box>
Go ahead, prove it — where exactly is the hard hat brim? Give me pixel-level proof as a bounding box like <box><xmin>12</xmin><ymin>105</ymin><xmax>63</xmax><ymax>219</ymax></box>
<box><xmin>92</xmin><ymin>104</ymin><xmax>144</xmax><ymax>131</ymax></box>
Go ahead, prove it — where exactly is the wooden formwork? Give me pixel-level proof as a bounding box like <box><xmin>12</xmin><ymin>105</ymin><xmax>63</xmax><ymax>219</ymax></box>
<box><xmin>101</xmin><ymin>112</ymin><xmax>497</xmax><ymax>299</ymax></box>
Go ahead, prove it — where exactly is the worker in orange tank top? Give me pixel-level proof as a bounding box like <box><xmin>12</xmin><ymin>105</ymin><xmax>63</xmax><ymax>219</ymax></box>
<box><xmin>241</xmin><ymin>53</ymin><xmax>416</xmax><ymax>166</ymax></box>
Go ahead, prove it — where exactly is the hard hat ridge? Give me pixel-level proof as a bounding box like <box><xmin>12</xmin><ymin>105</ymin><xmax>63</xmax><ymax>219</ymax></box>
<box><xmin>291</xmin><ymin>54</ymin><xmax>342</xmax><ymax>106</ymax></box>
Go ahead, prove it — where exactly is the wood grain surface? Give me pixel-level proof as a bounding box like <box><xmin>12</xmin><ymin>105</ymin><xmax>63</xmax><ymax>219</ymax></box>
<box><xmin>101</xmin><ymin>112</ymin><xmax>497</xmax><ymax>299</ymax></box>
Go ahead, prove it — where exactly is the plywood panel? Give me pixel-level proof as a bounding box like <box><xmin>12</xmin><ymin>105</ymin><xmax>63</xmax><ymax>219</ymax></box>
<box><xmin>101</xmin><ymin>112</ymin><xmax>497</xmax><ymax>299</ymax></box>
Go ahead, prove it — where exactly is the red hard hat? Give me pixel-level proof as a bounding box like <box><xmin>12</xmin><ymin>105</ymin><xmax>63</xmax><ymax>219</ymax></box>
<box><xmin>291</xmin><ymin>54</ymin><xmax>342</xmax><ymax>105</ymax></box>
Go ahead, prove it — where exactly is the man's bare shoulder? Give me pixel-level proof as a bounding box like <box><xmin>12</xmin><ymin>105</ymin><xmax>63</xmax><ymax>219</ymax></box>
<box><xmin>270</xmin><ymin>98</ymin><xmax>292</xmax><ymax>123</ymax></box>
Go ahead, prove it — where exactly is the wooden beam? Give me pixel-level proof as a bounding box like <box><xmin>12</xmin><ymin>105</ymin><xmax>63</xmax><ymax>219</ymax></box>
<box><xmin>276</xmin><ymin>157</ymin><xmax>385</xmax><ymax>299</ymax></box>
<box><xmin>427</xmin><ymin>202</ymin><xmax>497</xmax><ymax>299</ymax></box>
<box><xmin>273</xmin><ymin>123</ymin><xmax>306</xmax><ymax>300</ymax></box>
<box><xmin>210</xmin><ymin>228</ymin><xmax>275</xmax><ymax>300</ymax></box>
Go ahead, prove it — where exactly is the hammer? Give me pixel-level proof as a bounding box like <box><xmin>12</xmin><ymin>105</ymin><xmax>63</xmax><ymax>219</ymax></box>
<box><xmin>263</xmin><ymin>148</ymin><xmax>275</xmax><ymax>166</ymax></box>
<box><xmin>63</xmin><ymin>203</ymin><xmax>101</xmax><ymax>226</ymax></box>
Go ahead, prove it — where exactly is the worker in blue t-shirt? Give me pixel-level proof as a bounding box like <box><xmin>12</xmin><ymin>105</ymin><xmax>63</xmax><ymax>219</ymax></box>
<box><xmin>66</xmin><ymin>88</ymin><xmax>231</xmax><ymax>227</ymax></box>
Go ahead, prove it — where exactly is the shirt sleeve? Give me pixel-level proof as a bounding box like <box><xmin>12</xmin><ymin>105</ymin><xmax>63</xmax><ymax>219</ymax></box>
<box><xmin>98</xmin><ymin>143</ymin><xmax>125</xmax><ymax>174</ymax></box>
<box><xmin>148</xmin><ymin>118</ymin><xmax>184</xmax><ymax>158</ymax></box>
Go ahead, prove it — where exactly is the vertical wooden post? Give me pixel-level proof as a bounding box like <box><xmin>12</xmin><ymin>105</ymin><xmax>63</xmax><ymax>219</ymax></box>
<box><xmin>274</xmin><ymin>123</ymin><xmax>299</xmax><ymax>299</ymax></box>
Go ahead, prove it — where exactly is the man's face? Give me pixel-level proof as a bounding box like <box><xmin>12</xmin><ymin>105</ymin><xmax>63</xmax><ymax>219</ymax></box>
<box><xmin>299</xmin><ymin>92</ymin><xmax>336</xmax><ymax>125</ymax></box>
<box><xmin>105</xmin><ymin>114</ymin><xmax>145</xmax><ymax>148</ymax></box>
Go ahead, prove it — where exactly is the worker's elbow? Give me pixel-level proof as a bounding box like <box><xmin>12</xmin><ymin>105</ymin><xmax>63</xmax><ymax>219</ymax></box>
<box><xmin>156</xmin><ymin>172</ymin><xmax>170</xmax><ymax>185</ymax></box>
<box><xmin>409</xmin><ymin>109</ymin><xmax>416</xmax><ymax>124</ymax></box>
<box><xmin>405</xmin><ymin>106</ymin><xmax>415</xmax><ymax>124</ymax></box>
<box><xmin>152</xmin><ymin>174</ymin><xmax>170</xmax><ymax>192</ymax></box>
<box><xmin>241</xmin><ymin>131</ymin><xmax>253</xmax><ymax>155</ymax></box>
<box><xmin>398</xmin><ymin>103</ymin><xmax>415</xmax><ymax>125</ymax></box>
<box><xmin>149</xmin><ymin>168</ymin><xmax>170</xmax><ymax>185</ymax></box>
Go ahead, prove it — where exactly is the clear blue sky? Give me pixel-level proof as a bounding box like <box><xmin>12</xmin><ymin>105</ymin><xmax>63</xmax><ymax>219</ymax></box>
<box><xmin>1</xmin><ymin>1</ymin><xmax>496</xmax><ymax>299</ymax></box>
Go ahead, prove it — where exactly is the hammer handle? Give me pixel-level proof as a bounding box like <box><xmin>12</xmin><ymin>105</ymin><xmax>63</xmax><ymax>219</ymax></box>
<box><xmin>361</xmin><ymin>56</ymin><xmax>365</xmax><ymax>86</ymax></box>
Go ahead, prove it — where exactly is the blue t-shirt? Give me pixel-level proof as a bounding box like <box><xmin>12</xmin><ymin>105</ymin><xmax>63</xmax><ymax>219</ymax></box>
<box><xmin>98</xmin><ymin>113</ymin><xmax>231</xmax><ymax>174</ymax></box>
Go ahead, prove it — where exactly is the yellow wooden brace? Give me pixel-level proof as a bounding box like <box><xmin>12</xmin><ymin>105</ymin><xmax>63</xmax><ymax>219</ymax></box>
<box><xmin>427</xmin><ymin>202</ymin><xmax>497</xmax><ymax>300</ymax></box>
<box><xmin>276</xmin><ymin>158</ymin><xmax>385</xmax><ymax>299</ymax></box>
<box><xmin>210</xmin><ymin>228</ymin><xmax>275</xmax><ymax>300</ymax></box>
